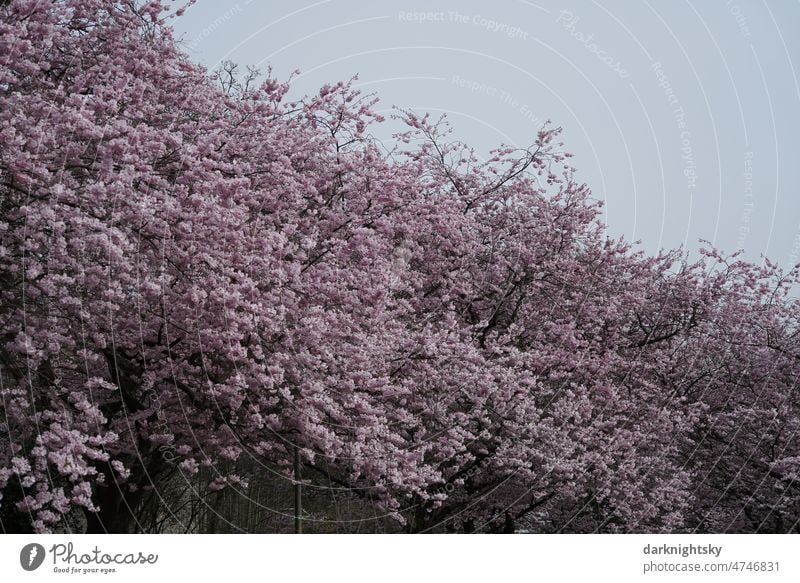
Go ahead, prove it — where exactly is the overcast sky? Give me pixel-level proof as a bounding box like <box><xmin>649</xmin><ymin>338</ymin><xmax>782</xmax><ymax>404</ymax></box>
<box><xmin>172</xmin><ymin>0</ymin><xmax>800</xmax><ymax>268</ymax></box>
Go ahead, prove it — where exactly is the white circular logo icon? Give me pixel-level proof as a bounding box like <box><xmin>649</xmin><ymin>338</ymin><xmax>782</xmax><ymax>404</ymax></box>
<box><xmin>20</xmin><ymin>543</ymin><xmax>46</xmax><ymax>571</ymax></box>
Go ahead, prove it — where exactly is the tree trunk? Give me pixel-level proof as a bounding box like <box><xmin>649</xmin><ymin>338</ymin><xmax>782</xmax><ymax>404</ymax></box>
<box><xmin>85</xmin><ymin>455</ymin><xmax>163</xmax><ymax>533</ymax></box>
<box><xmin>85</xmin><ymin>482</ymin><xmax>145</xmax><ymax>533</ymax></box>
<box><xmin>503</xmin><ymin>511</ymin><xmax>516</xmax><ymax>533</ymax></box>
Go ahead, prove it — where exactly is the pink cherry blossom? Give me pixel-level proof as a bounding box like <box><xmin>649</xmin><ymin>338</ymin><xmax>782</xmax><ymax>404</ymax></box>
<box><xmin>1</xmin><ymin>0</ymin><xmax>798</xmax><ymax>534</ymax></box>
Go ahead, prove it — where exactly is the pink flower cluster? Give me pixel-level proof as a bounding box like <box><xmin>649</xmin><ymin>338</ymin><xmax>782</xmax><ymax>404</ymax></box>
<box><xmin>1</xmin><ymin>0</ymin><xmax>798</xmax><ymax>533</ymax></box>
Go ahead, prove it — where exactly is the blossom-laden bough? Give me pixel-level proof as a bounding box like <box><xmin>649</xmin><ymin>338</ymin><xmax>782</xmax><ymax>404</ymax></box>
<box><xmin>1</xmin><ymin>0</ymin><xmax>798</xmax><ymax>533</ymax></box>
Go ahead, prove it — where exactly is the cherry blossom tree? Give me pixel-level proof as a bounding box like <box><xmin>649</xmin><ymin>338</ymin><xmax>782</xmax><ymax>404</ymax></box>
<box><xmin>1</xmin><ymin>0</ymin><xmax>798</xmax><ymax>534</ymax></box>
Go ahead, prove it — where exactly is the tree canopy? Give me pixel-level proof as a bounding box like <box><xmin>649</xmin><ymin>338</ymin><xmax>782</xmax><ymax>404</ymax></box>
<box><xmin>1</xmin><ymin>0</ymin><xmax>799</xmax><ymax>533</ymax></box>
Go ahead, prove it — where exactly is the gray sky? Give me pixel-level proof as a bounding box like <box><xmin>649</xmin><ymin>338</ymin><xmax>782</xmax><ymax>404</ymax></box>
<box><xmin>173</xmin><ymin>0</ymin><xmax>800</xmax><ymax>268</ymax></box>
